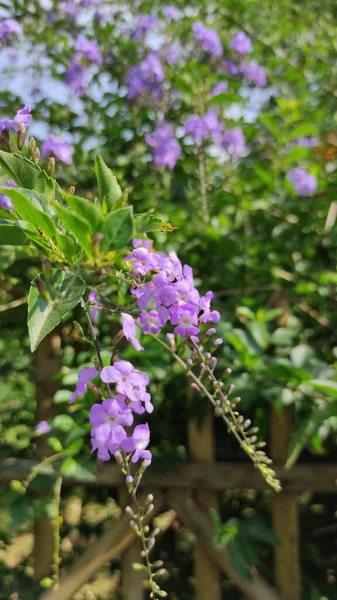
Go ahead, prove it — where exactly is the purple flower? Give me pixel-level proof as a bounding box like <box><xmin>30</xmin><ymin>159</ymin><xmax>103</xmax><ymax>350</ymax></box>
<box><xmin>60</xmin><ymin>1</ymin><xmax>78</xmax><ymax>20</ymax></box>
<box><xmin>146</xmin><ymin>122</ymin><xmax>181</xmax><ymax>170</ymax></box>
<box><xmin>294</xmin><ymin>136</ymin><xmax>319</xmax><ymax>148</ymax></box>
<box><xmin>132</xmin><ymin>14</ymin><xmax>159</xmax><ymax>40</ymax></box>
<box><xmin>90</xmin><ymin>396</ymin><xmax>133</xmax><ymax>461</ymax></box>
<box><xmin>70</xmin><ymin>366</ymin><xmax>98</xmax><ymax>403</ymax></box>
<box><xmin>229</xmin><ymin>31</ymin><xmax>252</xmax><ymax>56</ymax></box>
<box><xmin>65</xmin><ymin>58</ymin><xmax>88</xmax><ymax>96</ymax></box>
<box><xmin>163</xmin><ymin>6</ymin><xmax>182</xmax><ymax>21</ymax></box>
<box><xmin>122</xmin><ymin>423</ymin><xmax>152</xmax><ymax>464</ymax></box>
<box><xmin>121</xmin><ymin>313</ymin><xmax>144</xmax><ymax>352</ymax></box>
<box><xmin>41</xmin><ymin>135</ymin><xmax>73</xmax><ymax>164</ymax></box>
<box><xmin>169</xmin><ymin>303</ymin><xmax>200</xmax><ymax>337</ymax></box>
<box><xmin>0</xmin><ymin>179</ymin><xmax>17</xmax><ymax>211</ymax></box>
<box><xmin>138</xmin><ymin>309</ymin><xmax>168</xmax><ymax>334</ymax></box>
<box><xmin>286</xmin><ymin>167</ymin><xmax>317</xmax><ymax>196</ymax></box>
<box><xmin>36</xmin><ymin>420</ymin><xmax>51</xmax><ymax>435</ymax></box>
<box><xmin>184</xmin><ymin>109</ymin><xmax>222</xmax><ymax>144</ymax></box>
<box><xmin>0</xmin><ymin>105</ymin><xmax>32</xmax><ymax>133</ymax></box>
<box><xmin>126</xmin><ymin>53</ymin><xmax>164</xmax><ymax>100</ymax></box>
<box><xmin>75</xmin><ymin>35</ymin><xmax>102</xmax><ymax>64</ymax></box>
<box><xmin>240</xmin><ymin>61</ymin><xmax>267</xmax><ymax>87</ymax></box>
<box><xmin>88</xmin><ymin>289</ymin><xmax>100</xmax><ymax>323</ymax></box>
<box><xmin>132</xmin><ymin>271</ymin><xmax>170</xmax><ymax>309</ymax></box>
<box><xmin>0</xmin><ymin>19</ymin><xmax>23</xmax><ymax>42</ymax></box>
<box><xmin>199</xmin><ymin>291</ymin><xmax>220</xmax><ymax>323</ymax></box>
<box><xmin>222</xmin><ymin>60</ymin><xmax>240</xmax><ymax>76</ymax></box>
<box><xmin>125</xmin><ymin>246</ymin><xmax>157</xmax><ymax>277</ymax></box>
<box><xmin>193</xmin><ymin>22</ymin><xmax>222</xmax><ymax>58</ymax></box>
<box><xmin>221</xmin><ymin>127</ymin><xmax>246</xmax><ymax>157</ymax></box>
<box><xmin>210</xmin><ymin>81</ymin><xmax>228</xmax><ymax>96</ymax></box>
<box><xmin>101</xmin><ymin>360</ymin><xmax>149</xmax><ymax>403</ymax></box>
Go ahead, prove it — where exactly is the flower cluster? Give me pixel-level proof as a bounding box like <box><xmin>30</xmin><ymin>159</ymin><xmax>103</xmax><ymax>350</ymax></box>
<box><xmin>286</xmin><ymin>167</ymin><xmax>317</xmax><ymax>196</ymax></box>
<box><xmin>41</xmin><ymin>135</ymin><xmax>73</xmax><ymax>164</ymax></box>
<box><xmin>126</xmin><ymin>53</ymin><xmax>164</xmax><ymax>101</ymax></box>
<box><xmin>125</xmin><ymin>238</ymin><xmax>220</xmax><ymax>343</ymax></box>
<box><xmin>145</xmin><ymin>122</ymin><xmax>182</xmax><ymax>169</ymax></box>
<box><xmin>193</xmin><ymin>22</ymin><xmax>222</xmax><ymax>58</ymax></box>
<box><xmin>0</xmin><ymin>19</ymin><xmax>22</xmax><ymax>42</ymax></box>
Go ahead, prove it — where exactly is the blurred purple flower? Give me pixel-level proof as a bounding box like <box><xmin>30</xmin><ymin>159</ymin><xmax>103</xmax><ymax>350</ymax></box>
<box><xmin>294</xmin><ymin>136</ymin><xmax>319</xmax><ymax>148</ymax></box>
<box><xmin>75</xmin><ymin>34</ymin><xmax>102</xmax><ymax>64</ymax></box>
<box><xmin>222</xmin><ymin>59</ymin><xmax>240</xmax><ymax>76</ymax></box>
<box><xmin>36</xmin><ymin>420</ymin><xmax>51</xmax><ymax>435</ymax></box>
<box><xmin>286</xmin><ymin>167</ymin><xmax>317</xmax><ymax>196</ymax></box>
<box><xmin>229</xmin><ymin>31</ymin><xmax>252</xmax><ymax>56</ymax></box>
<box><xmin>70</xmin><ymin>366</ymin><xmax>98</xmax><ymax>403</ymax></box>
<box><xmin>0</xmin><ymin>105</ymin><xmax>31</xmax><ymax>133</ymax></box>
<box><xmin>240</xmin><ymin>61</ymin><xmax>267</xmax><ymax>87</ymax></box>
<box><xmin>41</xmin><ymin>135</ymin><xmax>73</xmax><ymax>164</ymax></box>
<box><xmin>122</xmin><ymin>423</ymin><xmax>152</xmax><ymax>464</ymax></box>
<box><xmin>126</xmin><ymin>53</ymin><xmax>164</xmax><ymax>100</ymax></box>
<box><xmin>185</xmin><ymin>109</ymin><xmax>222</xmax><ymax>144</ymax></box>
<box><xmin>146</xmin><ymin>122</ymin><xmax>181</xmax><ymax>170</ymax></box>
<box><xmin>132</xmin><ymin>14</ymin><xmax>159</xmax><ymax>40</ymax></box>
<box><xmin>210</xmin><ymin>81</ymin><xmax>228</xmax><ymax>96</ymax></box>
<box><xmin>88</xmin><ymin>289</ymin><xmax>99</xmax><ymax>323</ymax></box>
<box><xmin>65</xmin><ymin>58</ymin><xmax>88</xmax><ymax>96</ymax></box>
<box><xmin>0</xmin><ymin>19</ymin><xmax>23</xmax><ymax>42</ymax></box>
<box><xmin>121</xmin><ymin>313</ymin><xmax>144</xmax><ymax>351</ymax></box>
<box><xmin>221</xmin><ymin>127</ymin><xmax>246</xmax><ymax>157</ymax></box>
<box><xmin>193</xmin><ymin>22</ymin><xmax>222</xmax><ymax>58</ymax></box>
<box><xmin>0</xmin><ymin>179</ymin><xmax>17</xmax><ymax>211</ymax></box>
<box><xmin>163</xmin><ymin>6</ymin><xmax>182</xmax><ymax>21</ymax></box>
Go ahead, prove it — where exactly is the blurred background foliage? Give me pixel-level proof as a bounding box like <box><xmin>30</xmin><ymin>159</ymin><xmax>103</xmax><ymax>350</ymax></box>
<box><xmin>0</xmin><ymin>0</ymin><xmax>337</xmax><ymax>598</ymax></box>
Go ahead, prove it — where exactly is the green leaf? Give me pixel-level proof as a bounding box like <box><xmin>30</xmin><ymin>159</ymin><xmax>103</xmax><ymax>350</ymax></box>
<box><xmin>247</xmin><ymin>322</ymin><xmax>270</xmax><ymax>349</ymax></box>
<box><xmin>53</xmin><ymin>203</ymin><xmax>92</xmax><ymax>258</ymax></box>
<box><xmin>62</xmin><ymin>191</ymin><xmax>102</xmax><ymax>232</ymax></box>
<box><xmin>48</xmin><ymin>437</ymin><xmax>63</xmax><ymax>453</ymax></box>
<box><xmin>0</xmin><ymin>151</ymin><xmax>55</xmax><ymax>199</ymax></box>
<box><xmin>286</xmin><ymin>401</ymin><xmax>337</xmax><ymax>469</ymax></box>
<box><xmin>95</xmin><ymin>154</ymin><xmax>122</xmax><ymax>210</ymax></box>
<box><xmin>101</xmin><ymin>206</ymin><xmax>134</xmax><ymax>251</ymax></box>
<box><xmin>309</xmin><ymin>380</ymin><xmax>337</xmax><ymax>398</ymax></box>
<box><xmin>134</xmin><ymin>212</ymin><xmax>178</xmax><ymax>234</ymax></box>
<box><xmin>61</xmin><ymin>457</ymin><xmax>77</xmax><ymax>477</ymax></box>
<box><xmin>1</xmin><ymin>187</ymin><xmax>57</xmax><ymax>239</ymax></box>
<box><xmin>291</xmin><ymin>345</ymin><xmax>314</xmax><ymax>368</ymax></box>
<box><xmin>287</xmin><ymin>123</ymin><xmax>319</xmax><ymax>141</ymax></box>
<box><xmin>0</xmin><ymin>219</ymin><xmax>29</xmax><ymax>245</ymax></box>
<box><xmin>28</xmin><ymin>270</ymin><xmax>85</xmax><ymax>351</ymax></box>
<box><xmin>52</xmin><ymin>414</ymin><xmax>75</xmax><ymax>432</ymax></box>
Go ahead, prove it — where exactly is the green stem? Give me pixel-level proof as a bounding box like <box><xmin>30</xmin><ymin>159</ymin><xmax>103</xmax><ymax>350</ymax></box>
<box><xmin>52</xmin><ymin>475</ymin><xmax>62</xmax><ymax>589</ymax></box>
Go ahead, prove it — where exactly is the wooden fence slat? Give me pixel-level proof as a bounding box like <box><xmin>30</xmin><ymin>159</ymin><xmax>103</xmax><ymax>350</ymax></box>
<box><xmin>34</xmin><ymin>332</ymin><xmax>61</xmax><ymax>582</ymax></box>
<box><xmin>270</xmin><ymin>407</ymin><xmax>301</xmax><ymax>600</ymax></box>
<box><xmin>1</xmin><ymin>458</ymin><xmax>337</xmax><ymax>492</ymax></box>
<box><xmin>188</xmin><ymin>410</ymin><xmax>222</xmax><ymax>600</ymax></box>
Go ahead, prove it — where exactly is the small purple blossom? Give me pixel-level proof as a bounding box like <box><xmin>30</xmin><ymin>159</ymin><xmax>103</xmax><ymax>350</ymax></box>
<box><xmin>121</xmin><ymin>313</ymin><xmax>144</xmax><ymax>352</ymax></box>
<box><xmin>0</xmin><ymin>179</ymin><xmax>17</xmax><ymax>211</ymax></box>
<box><xmin>199</xmin><ymin>291</ymin><xmax>220</xmax><ymax>323</ymax></box>
<box><xmin>138</xmin><ymin>309</ymin><xmax>168</xmax><ymax>334</ymax></box>
<box><xmin>169</xmin><ymin>303</ymin><xmax>200</xmax><ymax>337</ymax></box>
<box><xmin>75</xmin><ymin>35</ymin><xmax>102</xmax><ymax>65</ymax></box>
<box><xmin>286</xmin><ymin>167</ymin><xmax>317</xmax><ymax>196</ymax></box>
<box><xmin>90</xmin><ymin>397</ymin><xmax>133</xmax><ymax>461</ymax></box>
<box><xmin>0</xmin><ymin>19</ymin><xmax>23</xmax><ymax>42</ymax></box>
<box><xmin>122</xmin><ymin>423</ymin><xmax>152</xmax><ymax>464</ymax></box>
<box><xmin>146</xmin><ymin>122</ymin><xmax>181</xmax><ymax>170</ymax></box>
<box><xmin>210</xmin><ymin>81</ymin><xmax>228</xmax><ymax>96</ymax></box>
<box><xmin>163</xmin><ymin>6</ymin><xmax>182</xmax><ymax>21</ymax></box>
<box><xmin>240</xmin><ymin>61</ymin><xmax>267</xmax><ymax>87</ymax></box>
<box><xmin>101</xmin><ymin>360</ymin><xmax>149</xmax><ymax>403</ymax></box>
<box><xmin>88</xmin><ymin>289</ymin><xmax>99</xmax><ymax>323</ymax></box>
<box><xmin>65</xmin><ymin>58</ymin><xmax>88</xmax><ymax>96</ymax></box>
<box><xmin>221</xmin><ymin>127</ymin><xmax>246</xmax><ymax>157</ymax></box>
<box><xmin>193</xmin><ymin>22</ymin><xmax>222</xmax><ymax>58</ymax></box>
<box><xmin>184</xmin><ymin>109</ymin><xmax>222</xmax><ymax>144</ymax></box>
<box><xmin>70</xmin><ymin>366</ymin><xmax>98</xmax><ymax>403</ymax></box>
<box><xmin>125</xmin><ymin>245</ymin><xmax>157</xmax><ymax>277</ymax></box>
<box><xmin>0</xmin><ymin>105</ymin><xmax>32</xmax><ymax>133</ymax></box>
<box><xmin>36</xmin><ymin>420</ymin><xmax>51</xmax><ymax>435</ymax></box>
<box><xmin>294</xmin><ymin>136</ymin><xmax>319</xmax><ymax>148</ymax></box>
<box><xmin>222</xmin><ymin>60</ymin><xmax>240</xmax><ymax>75</ymax></box>
<box><xmin>229</xmin><ymin>31</ymin><xmax>252</xmax><ymax>56</ymax></box>
<box><xmin>41</xmin><ymin>135</ymin><xmax>73</xmax><ymax>164</ymax></box>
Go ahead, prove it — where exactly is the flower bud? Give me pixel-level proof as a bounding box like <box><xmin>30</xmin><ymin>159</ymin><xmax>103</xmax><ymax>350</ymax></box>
<box><xmin>206</xmin><ymin>328</ymin><xmax>216</xmax><ymax>336</ymax></box>
<box><xmin>166</xmin><ymin>333</ymin><xmax>176</xmax><ymax>352</ymax></box>
<box><xmin>35</xmin><ymin>278</ymin><xmax>51</xmax><ymax>302</ymax></box>
<box><xmin>93</xmin><ymin>357</ymin><xmax>101</xmax><ymax>372</ymax></box>
<box><xmin>28</xmin><ymin>136</ymin><xmax>36</xmax><ymax>155</ymax></box>
<box><xmin>73</xmin><ymin>321</ymin><xmax>85</xmax><ymax>338</ymax></box>
<box><xmin>42</xmin><ymin>258</ymin><xmax>53</xmax><ymax>284</ymax></box>
<box><xmin>87</xmin><ymin>382</ymin><xmax>102</xmax><ymax>398</ymax></box>
<box><xmin>147</xmin><ymin>537</ymin><xmax>155</xmax><ymax>551</ymax></box>
<box><xmin>68</xmin><ymin>185</ymin><xmax>76</xmax><ymax>195</ymax></box>
<box><xmin>32</xmin><ymin>147</ymin><xmax>40</xmax><ymax>163</ymax></box>
<box><xmin>17</xmin><ymin>124</ymin><xmax>26</xmax><ymax>151</ymax></box>
<box><xmin>115</xmin><ymin>451</ymin><xmax>123</xmax><ymax>466</ymax></box>
<box><xmin>47</xmin><ymin>156</ymin><xmax>55</xmax><ymax>176</ymax></box>
<box><xmin>228</xmin><ymin>384</ymin><xmax>235</xmax><ymax>395</ymax></box>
